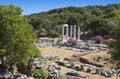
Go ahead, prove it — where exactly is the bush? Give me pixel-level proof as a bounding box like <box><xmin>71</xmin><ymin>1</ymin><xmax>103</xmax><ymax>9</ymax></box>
<box><xmin>68</xmin><ymin>37</ymin><xmax>77</xmax><ymax>47</ymax></box>
<box><xmin>25</xmin><ymin>70</ymin><xmax>33</xmax><ymax>77</ymax></box>
<box><xmin>95</xmin><ymin>35</ymin><xmax>103</xmax><ymax>41</ymax></box>
<box><xmin>33</xmin><ymin>69</ymin><xmax>48</xmax><ymax>79</ymax></box>
<box><xmin>95</xmin><ymin>35</ymin><xmax>103</xmax><ymax>44</ymax></box>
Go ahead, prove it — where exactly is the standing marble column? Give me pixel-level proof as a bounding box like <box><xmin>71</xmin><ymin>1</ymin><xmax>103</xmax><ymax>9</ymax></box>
<box><xmin>66</xmin><ymin>26</ymin><xmax>69</xmax><ymax>38</ymax></box>
<box><xmin>62</xmin><ymin>25</ymin><xmax>64</xmax><ymax>41</ymax></box>
<box><xmin>73</xmin><ymin>25</ymin><xmax>76</xmax><ymax>39</ymax></box>
<box><xmin>70</xmin><ymin>25</ymin><xmax>73</xmax><ymax>37</ymax></box>
<box><xmin>77</xmin><ymin>26</ymin><xmax>80</xmax><ymax>40</ymax></box>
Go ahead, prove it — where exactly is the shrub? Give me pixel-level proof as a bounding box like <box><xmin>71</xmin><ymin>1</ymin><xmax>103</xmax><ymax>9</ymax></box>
<box><xmin>68</xmin><ymin>37</ymin><xmax>77</xmax><ymax>47</ymax></box>
<box><xmin>25</xmin><ymin>70</ymin><xmax>33</xmax><ymax>77</ymax></box>
<box><xmin>95</xmin><ymin>35</ymin><xmax>103</xmax><ymax>41</ymax></box>
<box><xmin>33</xmin><ymin>69</ymin><xmax>48</xmax><ymax>79</ymax></box>
<box><xmin>68</xmin><ymin>37</ymin><xmax>77</xmax><ymax>44</ymax></box>
<box><xmin>95</xmin><ymin>35</ymin><xmax>103</xmax><ymax>44</ymax></box>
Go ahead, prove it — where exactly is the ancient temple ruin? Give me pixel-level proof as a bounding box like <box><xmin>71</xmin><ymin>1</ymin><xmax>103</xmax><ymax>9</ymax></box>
<box><xmin>62</xmin><ymin>24</ymin><xmax>80</xmax><ymax>41</ymax></box>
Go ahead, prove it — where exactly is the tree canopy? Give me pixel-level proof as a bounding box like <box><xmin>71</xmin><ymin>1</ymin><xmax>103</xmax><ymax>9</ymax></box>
<box><xmin>27</xmin><ymin>4</ymin><xmax>120</xmax><ymax>37</ymax></box>
<box><xmin>0</xmin><ymin>4</ymin><xmax>40</xmax><ymax>67</ymax></box>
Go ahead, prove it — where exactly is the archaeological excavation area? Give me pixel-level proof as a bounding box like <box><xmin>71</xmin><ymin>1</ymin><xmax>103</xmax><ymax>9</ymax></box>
<box><xmin>33</xmin><ymin>37</ymin><xmax>119</xmax><ymax>79</ymax></box>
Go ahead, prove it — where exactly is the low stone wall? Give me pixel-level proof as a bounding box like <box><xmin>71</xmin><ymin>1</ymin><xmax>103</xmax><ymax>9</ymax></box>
<box><xmin>79</xmin><ymin>57</ymin><xmax>104</xmax><ymax>67</ymax></box>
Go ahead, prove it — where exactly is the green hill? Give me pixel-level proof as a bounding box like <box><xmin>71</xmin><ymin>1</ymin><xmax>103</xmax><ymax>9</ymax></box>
<box><xmin>27</xmin><ymin>4</ymin><xmax>120</xmax><ymax>38</ymax></box>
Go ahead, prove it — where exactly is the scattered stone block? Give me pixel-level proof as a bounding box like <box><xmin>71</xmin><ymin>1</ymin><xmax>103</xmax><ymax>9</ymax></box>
<box><xmin>66</xmin><ymin>71</ymin><xmax>80</xmax><ymax>76</ymax></box>
<box><xmin>96</xmin><ymin>68</ymin><xmax>101</xmax><ymax>74</ymax></box>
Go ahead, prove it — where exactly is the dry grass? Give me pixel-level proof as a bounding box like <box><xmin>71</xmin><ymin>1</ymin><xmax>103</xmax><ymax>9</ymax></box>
<box><xmin>81</xmin><ymin>51</ymin><xmax>114</xmax><ymax>68</ymax></box>
<box><xmin>38</xmin><ymin>46</ymin><xmax>117</xmax><ymax>79</ymax></box>
<box><xmin>39</xmin><ymin>47</ymin><xmax>80</xmax><ymax>58</ymax></box>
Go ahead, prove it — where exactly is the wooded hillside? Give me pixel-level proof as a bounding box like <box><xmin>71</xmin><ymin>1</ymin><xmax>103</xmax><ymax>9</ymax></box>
<box><xmin>27</xmin><ymin>4</ymin><xmax>120</xmax><ymax>38</ymax></box>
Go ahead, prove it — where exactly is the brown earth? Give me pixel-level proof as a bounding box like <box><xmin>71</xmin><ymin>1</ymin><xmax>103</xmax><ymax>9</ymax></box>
<box><xmin>36</xmin><ymin>37</ymin><xmax>119</xmax><ymax>79</ymax></box>
<box><xmin>38</xmin><ymin>46</ymin><xmax>118</xmax><ymax>79</ymax></box>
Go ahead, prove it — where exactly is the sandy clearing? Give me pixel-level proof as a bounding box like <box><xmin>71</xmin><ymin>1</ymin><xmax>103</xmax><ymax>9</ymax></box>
<box><xmin>37</xmin><ymin>46</ymin><xmax>117</xmax><ymax>79</ymax></box>
<box><xmin>39</xmin><ymin>47</ymin><xmax>80</xmax><ymax>58</ymax></box>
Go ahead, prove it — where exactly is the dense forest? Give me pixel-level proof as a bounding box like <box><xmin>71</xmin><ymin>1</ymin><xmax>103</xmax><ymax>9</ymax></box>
<box><xmin>27</xmin><ymin>3</ymin><xmax>120</xmax><ymax>38</ymax></box>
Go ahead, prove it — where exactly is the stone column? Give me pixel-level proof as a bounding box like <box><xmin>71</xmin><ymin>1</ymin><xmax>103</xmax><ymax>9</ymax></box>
<box><xmin>70</xmin><ymin>25</ymin><xmax>73</xmax><ymax>37</ymax></box>
<box><xmin>77</xmin><ymin>26</ymin><xmax>80</xmax><ymax>40</ymax></box>
<box><xmin>73</xmin><ymin>25</ymin><xmax>76</xmax><ymax>39</ymax></box>
<box><xmin>66</xmin><ymin>26</ymin><xmax>69</xmax><ymax>38</ymax></box>
<box><xmin>62</xmin><ymin>25</ymin><xmax>64</xmax><ymax>41</ymax></box>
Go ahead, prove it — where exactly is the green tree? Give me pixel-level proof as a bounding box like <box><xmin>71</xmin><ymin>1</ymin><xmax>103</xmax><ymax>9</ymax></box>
<box><xmin>67</xmin><ymin>13</ymin><xmax>78</xmax><ymax>25</ymax></box>
<box><xmin>109</xmin><ymin>40</ymin><xmax>120</xmax><ymax>69</ymax></box>
<box><xmin>0</xmin><ymin>4</ymin><xmax>40</xmax><ymax>73</ymax></box>
<box><xmin>50</xmin><ymin>30</ymin><xmax>59</xmax><ymax>45</ymax></box>
<box><xmin>108</xmin><ymin>10</ymin><xmax>120</xmax><ymax>69</ymax></box>
<box><xmin>89</xmin><ymin>17</ymin><xmax>108</xmax><ymax>36</ymax></box>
